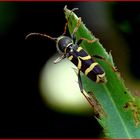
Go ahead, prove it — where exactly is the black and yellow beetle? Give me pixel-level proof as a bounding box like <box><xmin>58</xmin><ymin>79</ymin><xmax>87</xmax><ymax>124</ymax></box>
<box><xmin>25</xmin><ymin>6</ymin><xmax>107</xmax><ymax>108</ymax></box>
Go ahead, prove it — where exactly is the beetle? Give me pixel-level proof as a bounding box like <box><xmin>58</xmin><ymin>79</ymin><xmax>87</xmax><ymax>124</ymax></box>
<box><xmin>25</xmin><ymin>6</ymin><xmax>107</xmax><ymax>108</ymax></box>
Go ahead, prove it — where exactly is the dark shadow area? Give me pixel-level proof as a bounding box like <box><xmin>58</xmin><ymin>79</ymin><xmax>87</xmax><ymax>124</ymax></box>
<box><xmin>0</xmin><ymin>2</ymin><xmax>101</xmax><ymax>138</ymax></box>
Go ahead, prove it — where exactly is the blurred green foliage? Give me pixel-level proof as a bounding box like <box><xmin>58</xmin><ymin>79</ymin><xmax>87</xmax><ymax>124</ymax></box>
<box><xmin>0</xmin><ymin>3</ymin><xmax>17</xmax><ymax>34</ymax></box>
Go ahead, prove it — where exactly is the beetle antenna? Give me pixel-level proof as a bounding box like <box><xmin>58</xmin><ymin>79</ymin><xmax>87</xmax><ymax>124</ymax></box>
<box><xmin>25</xmin><ymin>32</ymin><xmax>57</xmax><ymax>41</ymax></box>
<box><xmin>62</xmin><ymin>6</ymin><xmax>79</xmax><ymax>35</ymax></box>
<box><xmin>64</xmin><ymin>5</ymin><xmax>79</xmax><ymax>21</ymax></box>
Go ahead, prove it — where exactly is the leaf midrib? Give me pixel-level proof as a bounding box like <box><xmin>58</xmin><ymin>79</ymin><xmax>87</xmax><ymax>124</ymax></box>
<box><xmin>103</xmin><ymin>84</ymin><xmax>131</xmax><ymax>138</ymax></box>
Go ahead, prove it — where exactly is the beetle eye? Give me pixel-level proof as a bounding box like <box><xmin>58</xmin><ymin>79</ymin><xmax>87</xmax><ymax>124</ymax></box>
<box><xmin>58</xmin><ymin>41</ymin><xmax>66</xmax><ymax>52</ymax></box>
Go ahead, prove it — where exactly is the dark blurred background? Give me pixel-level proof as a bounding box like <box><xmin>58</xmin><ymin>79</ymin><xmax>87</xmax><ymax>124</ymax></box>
<box><xmin>1</xmin><ymin>2</ymin><xmax>140</xmax><ymax>138</ymax></box>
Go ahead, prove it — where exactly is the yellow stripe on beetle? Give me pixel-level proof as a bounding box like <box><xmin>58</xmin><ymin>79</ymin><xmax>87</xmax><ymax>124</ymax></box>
<box><xmin>68</xmin><ymin>55</ymin><xmax>73</xmax><ymax>61</ymax></box>
<box><xmin>77</xmin><ymin>58</ymin><xmax>82</xmax><ymax>69</ymax></box>
<box><xmin>79</xmin><ymin>55</ymin><xmax>91</xmax><ymax>60</ymax></box>
<box><xmin>96</xmin><ymin>73</ymin><xmax>106</xmax><ymax>83</ymax></box>
<box><xmin>85</xmin><ymin>62</ymin><xmax>98</xmax><ymax>75</ymax></box>
<box><xmin>76</xmin><ymin>47</ymin><xmax>83</xmax><ymax>52</ymax></box>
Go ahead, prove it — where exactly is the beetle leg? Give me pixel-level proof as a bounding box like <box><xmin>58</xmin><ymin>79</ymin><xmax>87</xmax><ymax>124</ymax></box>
<box><xmin>77</xmin><ymin>37</ymin><xmax>99</xmax><ymax>46</ymax></box>
<box><xmin>53</xmin><ymin>54</ymin><xmax>65</xmax><ymax>64</ymax></box>
<box><xmin>71</xmin><ymin>17</ymin><xmax>98</xmax><ymax>45</ymax></box>
<box><xmin>62</xmin><ymin>22</ymin><xmax>68</xmax><ymax>35</ymax></box>
<box><xmin>70</xmin><ymin>16</ymin><xmax>99</xmax><ymax>45</ymax></box>
<box><xmin>76</xmin><ymin>38</ymin><xmax>83</xmax><ymax>46</ymax></box>
<box><xmin>77</xmin><ymin>69</ymin><xmax>83</xmax><ymax>93</ymax></box>
<box><xmin>71</xmin><ymin>17</ymin><xmax>82</xmax><ymax>39</ymax></box>
<box><xmin>77</xmin><ymin>70</ymin><xmax>105</xmax><ymax>116</ymax></box>
<box><xmin>92</xmin><ymin>54</ymin><xmax>118</xmax><ymax>72</ymax></box>
<box><xmin>70</xmin><ymin>32</ymin><xmax>76</xmax><ymax>44</ymax></box>
<box><xmin>77</xmin><ymin>69</ymin><xmax>97</xmax><ymax>109</ymax></box>
<box><xmin>63</xmin><ymin>6</ymin><xmax>79</xmax><ymax>36</ymax></box>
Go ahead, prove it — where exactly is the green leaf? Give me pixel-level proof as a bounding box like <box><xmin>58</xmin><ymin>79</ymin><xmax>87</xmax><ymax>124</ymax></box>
<box><xmin>64</xmin><ymin>6</ymin><xmax>140</xmax><ymax>138</ymax></box>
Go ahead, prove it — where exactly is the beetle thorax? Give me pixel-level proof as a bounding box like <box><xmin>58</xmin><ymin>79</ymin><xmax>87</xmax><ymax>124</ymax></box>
<box><xmin>56</xmin><ymin>36</ymin><xmax>73</xmax><ymax>54</ymax></box>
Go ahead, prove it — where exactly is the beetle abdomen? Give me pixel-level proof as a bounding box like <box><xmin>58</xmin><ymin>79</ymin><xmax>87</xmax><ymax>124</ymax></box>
<box><xmin>68</xmin><ymin>47</ymin><xmax>106</xmax><ymax>83</ymax></box>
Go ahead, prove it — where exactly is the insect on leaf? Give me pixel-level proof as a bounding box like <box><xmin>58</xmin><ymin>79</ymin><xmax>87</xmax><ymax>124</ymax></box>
<box><xmin>64</xmin><ymin>6</ymin><xmax>140</xmax><ymax>138</ymax></box>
